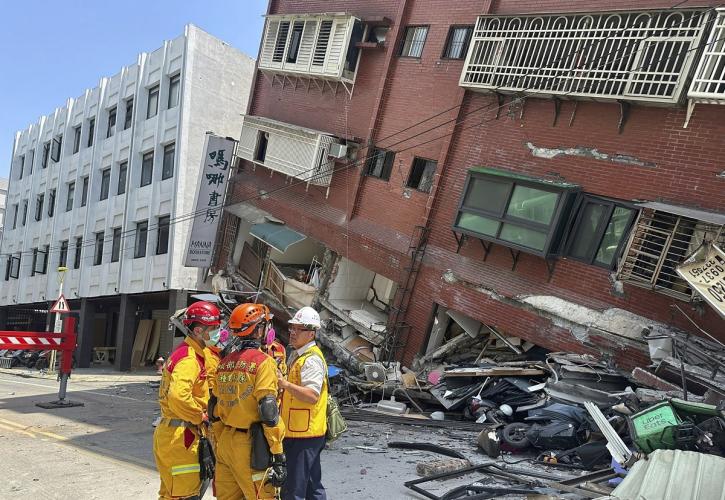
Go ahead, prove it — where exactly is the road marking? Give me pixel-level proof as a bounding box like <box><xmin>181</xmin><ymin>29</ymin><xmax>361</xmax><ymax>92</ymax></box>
<box><xmin>0</xmin><ymin>414</ymin><xmax>156</xmax><ymax>472</ymax></box>
<box><xmin>0</xmin><ymin>377</ymin><xmax>157</xmax><ymax>403</ymax></box>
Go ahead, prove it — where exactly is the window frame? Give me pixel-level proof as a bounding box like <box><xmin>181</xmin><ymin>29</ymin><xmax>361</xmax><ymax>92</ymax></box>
<box><xmin>51</xmin><ymin>135</ymin><xmax>62</xmax><ymax>162</ymax></box>
<box><xmin>364</xmin><ymin>148</ymin><xmax>395</xmax><ymax>181</ymax></box>
<box><xmin>134</xmin><ymin>221</ymin><xmax>148</xmax><ymax>258</ymax></box>
<box><xmin>21</xmin><ymin>200</ymin><xmax>27</xmax><ymax>226</ymax></box>
<box><xmin>80</xmin><ymin>176</ymin><xmax>89</xmax><ymax>207</ymax></box>
<box><xmin>442</xmin><ymin>25</ymin><xmax>474</xmax><ymax>60</ymax></box>
<box><xmin>167</xmin><ymin>74</ymin><xmax>181</xmax><ymax>109</ymax></box>
<box><xmin>94</xmin><ymin>231</ymin><xmax>104</xmax><ymax>266</ymax></box>
<box><xmin>162</xmin><ymin>143</ymin><xmax>175</xmax><ymax>180</ymax></box>
<box><xmin>73</xmin><ymin>236</ymin><xmax>82</xmax><ymax>269</ymax></box>
<box><xmin>8</xmin><ymin>255</ymin><xmax>21</xmax><ymax>279</ymax></box>
<box><xmin>66</xmin><ymin>181</ymin><xmax>75</xmax><ymax>212</ymax></box>
<box><xmin>406</xmin><ymin>157</ymin><xmax>437</xmax><ymax>193</ymax></box>
<box><xmin>87</xmin><ymin>118</ymin><xmax>95</xmax><ymax>148</ymax></box>
<box><xmin>73</xmin><ymin>125</ymin><xmax>81</xmax><ymax>154</ymax></box>
<box><xmin>124</xmin><ymin>98</ymin><xmax>134</xmax><ymax>130</ymax></box>
<box><xmin>141</xmin><ymin>151</ymin><xmax>154</xmax><ymax>187</ymax></box>
<box><xmin>34</xmin><ymin>193</ymin><xmax>44</xmax><ymax>222</ymax></box>
<box><xmin>59</xmin><ymin>240</ymin><xmax>68</xmax><ymax>267</ymax></box>
<box><xmin>18</xmin><ymin>154</ymin><xmax>25</xmax><ymax>180</ymax></box>
<box><xmin>111</xmin><ymin>227</ymin><xmax>122</xmax><ymax>263</ymax></box>
<box><xmin>453</xmin><ymin>168</ymin><xmax>580</xmax><ymax>258</ymax></box>
<box><xmin>99</xmin><ymin>168</ymin><xmax>111</xmax><ymax>201</ymax></box>
<box><xmin>107</xmin><ymin>107</ymin><xmax>117</xmax><ymax>138</ymax></box>
<box><xmin>42</xmin><ymin>142</ymin><xmax>50</xmax><ymax>168</ymax></box>
<box><xmin>117</xmin><ymin>161</ymin><xmax>128</xmax><ymax>195</ymax></box>
<box><xmin>156</xmin><ymin>215</ymin><xmax>171</xmax><ymax>255</ymax></box>
<box><xmin>48</xmin><ymin>189</ymin><xmax>56</xmax><ymax>217</ymax></box>
<box><xmin>147</xmin><ymin>84</ymin><xmax>160</xmax><ymax>119</ymax></box>
<box><xmin>399</xmin><ymin>25</ymin><xmax>430</xmax><ymax>58</ymax></box>
<box><xmin>563</xmin><ymin>195</ymin><xmax>638</xmax><ymax>269</ymax></box>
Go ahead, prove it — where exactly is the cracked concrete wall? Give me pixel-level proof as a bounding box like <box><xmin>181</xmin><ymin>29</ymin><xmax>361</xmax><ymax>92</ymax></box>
<box><xmin>526</xmin><ymin>142</ymin><xmax>657</xmax><ymax>168</ymax></box>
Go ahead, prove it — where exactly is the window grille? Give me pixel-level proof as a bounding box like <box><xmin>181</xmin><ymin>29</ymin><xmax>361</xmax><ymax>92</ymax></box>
<box><xmin>460</xmin><ymin>10</ymin><xmax>710</xmax><ymax>104</ymax></box>
<box><xmin>689</xmin><ymin>8</ymin><xmax>725</xmax><ymax>100</ymax></box>
<box><xmin>260</xmin><ymin>14</ymin><xmax>361</xmax><ymax>84</ymax></box>
<box><xmin>400</xmin><ymin>26</ymin><xmax>429</xmax><ymax>58</ymax></box>
<box><xmin>617</xmin><ymin>208</ymin><xmax>725</xmax><ymax>300</ymax></box>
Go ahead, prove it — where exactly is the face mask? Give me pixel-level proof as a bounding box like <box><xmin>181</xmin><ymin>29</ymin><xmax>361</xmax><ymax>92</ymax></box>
<box><xmin>205</xmin><ymin>328</ymin><xmax>222</xmax><ymax>347</ymax></box>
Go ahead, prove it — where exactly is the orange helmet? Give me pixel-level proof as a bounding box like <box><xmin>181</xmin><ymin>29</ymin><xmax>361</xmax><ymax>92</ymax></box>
<box><xmin>228</xmin><ymin>303</ymin><xmax>272</xmax><ymax>337</ymax></box>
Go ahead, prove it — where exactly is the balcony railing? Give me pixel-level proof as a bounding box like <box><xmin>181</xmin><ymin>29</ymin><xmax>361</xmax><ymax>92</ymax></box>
<box><xmin>460</xmin><ymin>10</ymin><xmax>710</xmax><ymax>104</ymax></box>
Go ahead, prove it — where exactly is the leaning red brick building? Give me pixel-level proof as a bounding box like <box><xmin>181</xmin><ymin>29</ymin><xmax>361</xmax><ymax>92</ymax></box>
<box><xmin>214</xmin><ymin>0</ymin><xmax>725</xmax><ymax>373</ymax></box>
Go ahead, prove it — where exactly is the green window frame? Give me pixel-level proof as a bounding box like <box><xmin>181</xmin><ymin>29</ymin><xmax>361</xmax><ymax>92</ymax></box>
<box><xmin>453</xmin><ymin>167</ymin><xmax>579</xmax><ymax>257</ymax></box>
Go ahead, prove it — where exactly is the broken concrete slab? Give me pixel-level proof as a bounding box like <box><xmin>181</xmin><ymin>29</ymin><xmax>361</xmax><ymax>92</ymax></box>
<box><xmin>632</xmin><ymin>367</ymin><xmax>683</xmax><ymax>392</ymax></box>
<box><xmin>416</xmin><ymin>458</ymin><xmax>471</xmax><ymax>477</ymax></box>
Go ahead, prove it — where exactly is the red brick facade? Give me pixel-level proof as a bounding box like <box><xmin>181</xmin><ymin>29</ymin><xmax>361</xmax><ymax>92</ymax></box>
<box><xmin>223</xmin><ymin>0</ymin><xmax>725</xmax><ymax>370</ymax></box>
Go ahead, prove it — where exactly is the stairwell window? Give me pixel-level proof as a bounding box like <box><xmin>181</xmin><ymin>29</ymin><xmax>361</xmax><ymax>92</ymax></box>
<box><xmin>134</xmin><ymin>221</ymin><xmax>148</xmax><ymax>258</ymax></box>
<box><xmin>34</xmin><ymin>193</ymin><xmax>44</xmax><ymax>221</ymax></box>
<box><xmin>454</xmin><ymin>168</ymin><xmax>579</xmax><ymax>256</ymax></box>
<box><xmin>73</xmin><ymin>126</ymin><xmax>81</xmax><ymax>154</ymax></box>
<box><xmin>156</xmin><ymin>215</ymin><xmax>170</xmax><ymax>255</ymax></box>
<box><xmin>42</xmin><ymin>142</ymin><xmax>50</xmax><ymax>168</ymax></box>
<box><xmin>111</xmin><ymin>227</ymin><xmax>121</xmax><ymax>262</ymax></box>
<box><xmin>400</xmin><ymin>26</ymin><xmax>429</xmax><ymax>58</ymax></box>
<box><xmin>107</xmin><ymin>107</ymin><xmax>117</xmax><ymax>138</ymax></box>
<box><xmin>87</xmin><ymin>118</ymin><xmax>95</xmax><ymax>148</ymax></box>
<box><xmin>124</xmin><ymin>98</ymin><xmax>133</xmax><ymax>130</ymax></box>
<box><xmin>365</xmin><ymin>148</ymin><xmax>395</xmax><ymax>181</ymax></box>
<box><xmin>147</xmin><ymin>84</ymin><xmax>159</xmax><ymax>119</ymax></box>
<box><xmin>162</xmin><ymin>143</ymin><xmax>175</xmax><ymax>180</ymax></box>
<box><xmin>443</xmin><ymin>26</ymin><xmax>473</xmax><ymax>60</ymax></box>
<box><xmin>21</xmin><ymin>200</ymin><xmax>27</xmax><ymax>226</ymax></box>
<box><xmin>99</xmin><ymin>168</ymin><xmax>111</xmax><ymax>201</ymax></box>
<box><xmin>565</xmin><ymin>196</ymin><xmax>636</xmax><ymax>269</ymax></box>
<box><xmin>51</xmin><ymin>135</ymin><xmax>62</xmax><ymax>162</ymax></box>
<box><xmin>141</xmin><ymin>151</ymin><xmax>154</xmax><ymax>187</ymax></box>
<box><xmin>48</xmin><ymin>189</ymin><xmax>55</xmax><ymax>217</ymax></box>
<box><xmin>168</xmin><ymin>74</ymin><xmax>180</xmax><ymax>109</ymax></box>
<box><xmin>80</xmin><ymin>176</ymin><xmax>89</xmax><ymax>207</ymax></box>
<box><xmin>117</xmin><ymin>161</ymin><xmax>128</xmax><ymax>195</ymax></box>
<box><xmin>66</xmin><ymin>182</ymin><xmax>75</xmax><ymax>212</ymax></box>
<box><xmin>407</xmin><ymin>158</ymin><xmax>437</xmax><ymax>193</ymax></box>
<box><xmin>94</xmin><ymin>231</ymin><xmax>104</xmax><ymax>266</ymax></box>
<box><xmin>74</xmin><ymin>237</ymin><xmax>82</xmax><ymax>269</ymax></box>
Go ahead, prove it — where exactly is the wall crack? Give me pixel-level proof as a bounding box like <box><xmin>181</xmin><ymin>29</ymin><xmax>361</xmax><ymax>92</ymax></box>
<box><xmin>526</xmin><ymin>141</ymin><xmax>657</xmax><ymax>168</ymax></box>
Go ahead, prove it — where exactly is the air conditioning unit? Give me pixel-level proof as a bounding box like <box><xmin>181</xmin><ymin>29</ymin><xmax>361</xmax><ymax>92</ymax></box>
<box><xmin>328</xmin><ymin>143</ymin><xmax>348</xmax><ymax>159</ymax></box>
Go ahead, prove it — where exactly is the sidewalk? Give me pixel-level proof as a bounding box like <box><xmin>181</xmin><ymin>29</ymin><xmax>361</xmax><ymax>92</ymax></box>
<box><xmin>0</xmin><ymin>366</ymin><xmax>160</xmax><ymax>383</ymax></box>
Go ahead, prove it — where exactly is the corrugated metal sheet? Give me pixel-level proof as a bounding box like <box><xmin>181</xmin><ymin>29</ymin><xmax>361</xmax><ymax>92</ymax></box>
<box><xmin>611</xmin><ymin>450</ymin><xmax>725</xmax><ymax>500</ymax></box>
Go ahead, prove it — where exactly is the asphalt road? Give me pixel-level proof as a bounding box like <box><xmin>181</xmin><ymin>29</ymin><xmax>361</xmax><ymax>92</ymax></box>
<box><xmin>0</xmin><ymin>373</ymin><xmax>484</xmax><ymax>499</ymax></box>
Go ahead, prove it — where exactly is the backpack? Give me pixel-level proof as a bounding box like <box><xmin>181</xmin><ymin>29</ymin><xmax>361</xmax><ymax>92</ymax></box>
<box><xmin>305</xmin><ymin>352</ymin><xmax>348</xmax><ymax>442</ymax></box>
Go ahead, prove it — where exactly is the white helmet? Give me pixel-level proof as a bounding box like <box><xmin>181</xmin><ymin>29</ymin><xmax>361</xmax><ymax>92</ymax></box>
<box><xmin>289</xmin><ymin>306</ymin><xmax>321</xmax><ymax>330</ymax></box>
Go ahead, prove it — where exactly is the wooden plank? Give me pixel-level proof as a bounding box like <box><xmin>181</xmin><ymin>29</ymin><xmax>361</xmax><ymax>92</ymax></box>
<box><xmin>131</xmin><ymin>320</ymin><xmax>154</xmax><ymax>368</ymax></box>
<box><xmin>145</xmin><ymin>320</ymin><xmax>162</xmax><ymax>363</ymax></box>
<box><xmin>444</xmin><ymin>367</ymin><xmax>545</xmax><ymax>378</ymax></box>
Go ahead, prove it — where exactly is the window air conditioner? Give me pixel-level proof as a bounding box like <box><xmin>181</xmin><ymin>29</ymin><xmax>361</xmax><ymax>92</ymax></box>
<box><xmin>328</xmin><ymin>143</ymin><xmax>348</xmax><ymax>159</ymax></box>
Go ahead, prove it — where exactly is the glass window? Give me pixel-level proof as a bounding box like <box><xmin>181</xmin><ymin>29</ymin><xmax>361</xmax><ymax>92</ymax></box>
<box><xmin>21</xmin><ymin>200</ymin><xmax>27</xmax><ymax>226</ymax></box>
<box><xmin>48</xmin><ymin>189</ymin><xmax>55</xmax><ymax>217</ymax></box>
<box><xmin>74</xmin><ymin>237</ymin><xmax>82</xmax><ymax>269</ymax></box>
<box><xmin>595</xmin><ymin>206</ymin><xmax>635</xmax><ymax>266</ymax></box>
<box><xmin>156</xmin><ymin>215</ymin><xmax>170</xmax><ymax>255</ymax></box>
<box><xmin>443</xmin><ymin>26</ymin><xmax>473</xmax><ymax>59</ymax></box>
<box><xmin>100</xmin><ymin>168</ymin><xmax>111</xmax><ymax>200</ymax></box>
<box><xmin>141</xmin><ymin>151</ymin><xmax>154</xmax><ymax>186</ymax></box>
<box><xmin>135</xmin><ymin>221</ymin><xmax>148</xmax><ymax>258</ymax></box>
<box><xmin>286</xmin><ymin>21</ymin><xmax>304</xmax><ymax>63</ymax></box>
<box><xmin>454</xmin><ymin>168</ymin><xmax>578</xmax><ymax>256</ymax></box>
<box><xmin>162</xmin><ymin>143</ymin><xmax>175</xmax><ymax>180</ymax></box>
<box><xmin>407</xmin><ymin>158</ymin><xmax>437</xmax><ymax>193</ymax></box>
<box><xmin>400</xmin><ymin>26</ymin><xmax>429</xmax><ymax>58</ymax></box>
<box><xmin>107</xmin><ymin>107</ymin><xmax>117</xmax><ymax>138</ymax></box>
<box><xmin>124</xmin><ymin>98</ymin><xmax>133</xmax><ymax>130</ymax></box>
<box><xmin>87</xmin><ymin>118</ymin><xmax>95</xmax><ymax>147</ymax></box>
<box><xmin>35</xmin><ymin>193</ymin><xmax>44</xmax><ymax>221</ymax></box>
<box><xmin>9</xmin><ymin>255</ymin><xmax>21</xmax><ymax>279</ymax></box>
<box><xmin>73</xmin><ymin>126</ymin><xmax>81</xmax><ymax>154</ymax></box>
<box><xmin>147</xmin><ymin>85</ymin><xmax>159</xmax><ymax>119</ymax></box>
<box><xmin>11</xmin><ymin>204</ymin><xmax>18</xmax><ymax>229</ymax></box>
<box><xmin>365</xmin><ymin>148</ymin><xmax>395</xmax><ymax>181</ymax></box>
<box><xmin>168</xmin><ymin>74</ymin><xmax>180</xmax><ymax>109</ymax></box>
<box><xmin>51</xmin><ymin>135</ymin><xmax>62</xmax><ymax>162</ymax></box>
<box><xmin>66</xmin><ymin>182</ymin><xmax>75</xmax><ymax>212</ymax></box>
<box><xmin>27</xmin><ymin>149</ymin><xmax>34</xmax><ymax>175</ymax></box>
<box><xmin>118</xmin><ymin>161</ymin><xmax>128</xmax><ymax>195</ymax></box>
<box><xmin>42</xmin><ymin>142</ymin><xmax>50</xmax><ymax>168</ymax></box>
<box><xmin>59</xmin><ymin>240</ymin><xmax>68</xmax><ymax>267</ymax></box>
<box><xmin>111</xmin><ymin>227</ymin><xmax>122</xmax><ymax>262</ymax></box>
<box><xmin>80</xmin><ymin>176</ymin><xmax>89</xmax><ymax>207</ymax></box>
<box><xmin>94</xmin><ymin>232</ymin><xmax>104</xmax><ymax>266</ymax></box>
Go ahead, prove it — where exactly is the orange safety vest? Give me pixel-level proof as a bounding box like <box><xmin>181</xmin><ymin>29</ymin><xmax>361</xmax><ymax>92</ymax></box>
<box><xmin>281</xmin><ymin>345</ymin><xmax>327</xmax><ymax>438</ymax></box>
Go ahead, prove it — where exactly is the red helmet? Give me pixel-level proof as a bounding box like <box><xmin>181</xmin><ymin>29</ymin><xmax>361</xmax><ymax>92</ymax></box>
<box><xmin>183</xmin><ymin>301</ymin><xmax>221</xmax><ymax>327</ymax></box>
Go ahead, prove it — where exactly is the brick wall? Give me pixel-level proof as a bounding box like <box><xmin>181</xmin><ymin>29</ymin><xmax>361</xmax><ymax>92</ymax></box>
<box><xmin>224</xmin><ymin>0</ymin><xmax>725</xmax><ymax>370</ymax></box>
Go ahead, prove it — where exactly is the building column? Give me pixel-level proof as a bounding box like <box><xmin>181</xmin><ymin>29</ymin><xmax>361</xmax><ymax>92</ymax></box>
<box><xmin>115</xmin><ymin>294</ymin><xmax>137</xmax><ymax>371</ymax></box>
<box><xmin>0</xmin><ymin>307</ymin><xmax>7</xmax><ymax>330</ymax></box>
<box><xmin>76</xmin><ymin>298</ymin><xmax>96</xmax><ymax>368</ymax></box>
<box><xmin>159</xmin><ymin>290</ymin><xmax>187</xmax><ymax>359</ymax></box>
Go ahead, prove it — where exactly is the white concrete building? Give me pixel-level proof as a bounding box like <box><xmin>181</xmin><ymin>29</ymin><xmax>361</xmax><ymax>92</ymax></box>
<box><xmin>0</xmin><ymin>178</ymin><xmax>7</xmax><ymax>242</ymax></box>
<box><xmin>0</xmin><ymin>25</ymin><xmax>254</xmax><ymax>369</ymax></box>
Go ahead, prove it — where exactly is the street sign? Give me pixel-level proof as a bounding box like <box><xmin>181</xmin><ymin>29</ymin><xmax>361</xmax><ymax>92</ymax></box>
<box><xmin>50</xmin><ymin>294</ymin><xmax>70</xmax><ymax>314</ymax></box>
<box><xmin>677</xmin><ymin>244</ymin><xmax>725</xmax><ymax>319</ymax></box>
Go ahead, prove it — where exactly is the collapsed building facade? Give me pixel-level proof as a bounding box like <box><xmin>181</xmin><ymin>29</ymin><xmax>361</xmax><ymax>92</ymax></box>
<box><xmin>214</xmin><ymin>0</ymin><xmax>725</xmax><ymax>373</ymax></box>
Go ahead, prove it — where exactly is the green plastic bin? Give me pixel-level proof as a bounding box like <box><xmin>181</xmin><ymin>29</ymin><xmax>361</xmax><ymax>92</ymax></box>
<box><xmin>628</xmin><ymin>401</ymin><xmax>681</xmax><ymax>453</ymax></box>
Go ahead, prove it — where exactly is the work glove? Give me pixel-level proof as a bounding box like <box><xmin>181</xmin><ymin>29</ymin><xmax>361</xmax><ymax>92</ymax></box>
<box><xmin>268</xmin><ymin>453</ymin><xmax>287</xmax><ymax>487</ymax></box>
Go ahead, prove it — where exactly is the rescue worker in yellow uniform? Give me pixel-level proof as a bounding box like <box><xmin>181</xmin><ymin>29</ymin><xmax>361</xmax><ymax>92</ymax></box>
<box><xmin>214</xmin><ymin>303</ymin><xmax>287</xmax><ymax>500</ymax></box>
<box><xmin>205</xmin><ymin>326</ymin><xmax>230</xmax><ymax>447</ymax></box>
<box><xmin>278</xmin><ymin>307</ymin><xmax>328</xmax><ymax>500</ymax></box>
<box><xmin>153</xmin><ymin>301</ymin><xmax>221</xmax><ymax>500</ymax></box>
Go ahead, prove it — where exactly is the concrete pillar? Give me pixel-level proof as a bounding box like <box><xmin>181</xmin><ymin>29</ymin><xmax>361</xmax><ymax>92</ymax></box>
<box><xmin>76</xmin><ymin>298</ymin><xmax>96</xmax><ymax>368</ymax></box>
<box><xmin>115</xmin><ymin>294</ymin><xmax>137</xmax><ymax>371</ymax></box>
<box><xmin>0</xmin><ymin>307</ymin><xmax>8</xmax><ymax>330</ymax></box>
<box><xmin>160</xmin><ymin>290</ymin><xmax>187</xmax><ymax>359</ymax></box>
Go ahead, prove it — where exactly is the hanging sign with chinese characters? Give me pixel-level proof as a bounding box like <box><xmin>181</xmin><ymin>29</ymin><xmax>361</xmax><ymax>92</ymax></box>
<box><xmin>676</xmin><ymin>244</ymin><xmax>725</xmax><ymax>320</ymax></box>
<box><xmin>184</xmin><ymin>134</ymin><xmax>234</xmax><ymax>268</ymax></box>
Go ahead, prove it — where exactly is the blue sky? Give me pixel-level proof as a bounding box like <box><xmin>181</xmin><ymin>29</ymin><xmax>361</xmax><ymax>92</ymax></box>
<box><xmin>0</xmin><ymin>0</ymin><xmax>268</xmax><ymax>178</ymax></box>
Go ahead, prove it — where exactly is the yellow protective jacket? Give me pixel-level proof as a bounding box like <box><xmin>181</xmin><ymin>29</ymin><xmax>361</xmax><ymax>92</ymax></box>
<box><xmin>213</xmin><ymin>346</ymin><xmax>285</xmax><ymax>455</ymax></box>
<box><xmin>204</xmin><ymin>347</ymin><xmax>222</xmax><ymax>394</ymax></box>
<box><xmin>281</xmin><ymin>345</ymin><xmax>328</xmax><ymax>438</ymax></box>
<box><xmin>158</xmin><ymin>337</ymin><xmax>208</xmax><ymax>425</ymax></box>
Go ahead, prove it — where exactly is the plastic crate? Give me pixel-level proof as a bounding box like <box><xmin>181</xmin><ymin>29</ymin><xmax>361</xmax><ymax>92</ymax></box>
<box><xmin>628</xmin><ymin>401</ymin><xmax>681</xmax><ymax>453</ymax></box>
<box><xmin>0</xmin><ymin>358</ymin><xmax>12</xmax><ymax>369</ymax></box>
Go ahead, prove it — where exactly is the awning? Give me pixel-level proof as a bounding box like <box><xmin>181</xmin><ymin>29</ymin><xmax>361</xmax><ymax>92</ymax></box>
<box><xmin>636</xmin><ymin>201</ymin><xmax>725</xmax><ymax>226</ymax></box>
<box><xmin>250</xmin><ymin>223</ymin><xmax>306</xmax><ymax>253</ymax></box>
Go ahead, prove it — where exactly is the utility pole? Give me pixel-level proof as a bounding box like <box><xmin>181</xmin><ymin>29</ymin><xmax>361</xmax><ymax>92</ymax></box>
<box><xmin>48</xmin><ymin>266</ymin><xmax>68</xmax><ymax>374</ymax></box>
